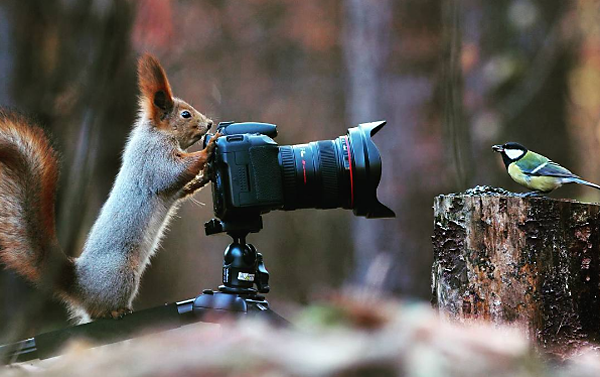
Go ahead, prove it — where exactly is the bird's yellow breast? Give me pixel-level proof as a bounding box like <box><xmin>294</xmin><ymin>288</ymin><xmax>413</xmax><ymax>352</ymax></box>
<box><xmin>507</xmin><ymin>163</ymin><xmax>562</xmax><ymax>192</ymax></box>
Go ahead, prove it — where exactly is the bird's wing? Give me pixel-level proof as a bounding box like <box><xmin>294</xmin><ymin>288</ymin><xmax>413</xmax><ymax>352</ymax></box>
<box><xmin>529</xmin><ymin>161</ymin><xmax>578</xmax><ymax>178</ymax></box>
<box><xmin>519</xmin><ymin>151</ymin><xmax>578</xmax><ymax>178</ymax></box>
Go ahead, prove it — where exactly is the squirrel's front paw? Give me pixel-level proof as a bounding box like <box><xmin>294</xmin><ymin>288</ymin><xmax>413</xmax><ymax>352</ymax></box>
<box><xmin>98</xmin><ymin>307</ymin><xmax>133</xmax><ymax>320</ymax></box>
<box><xmin>204</xmin><ymin>131</ymin><xmax>221</xmax><ymax>156</ymax></box>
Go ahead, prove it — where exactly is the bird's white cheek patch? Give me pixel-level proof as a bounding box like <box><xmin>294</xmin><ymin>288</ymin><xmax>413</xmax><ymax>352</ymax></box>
<box><xmin>505</xmin><ymin>149</ymin><xmax>525</xmax><ymax>160</ymax></box>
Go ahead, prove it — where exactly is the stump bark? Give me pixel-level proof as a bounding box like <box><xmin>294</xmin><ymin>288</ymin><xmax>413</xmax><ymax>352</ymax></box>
<box><xmin>432</xmin><ymin>186</ymin><xmax>600</xmax><ymax>356</ymax></box>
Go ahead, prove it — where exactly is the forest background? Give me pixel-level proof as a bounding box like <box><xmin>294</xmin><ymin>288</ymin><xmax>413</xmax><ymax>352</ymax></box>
<box><xmin>0</xmin><ymin>0</ymin><xmax>598</xmax><ymax>334</ymax></box>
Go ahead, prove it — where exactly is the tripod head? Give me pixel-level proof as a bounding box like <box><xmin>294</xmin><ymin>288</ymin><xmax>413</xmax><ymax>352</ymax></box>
<box><xmin>191</xmin><ymin>217</ymin><xmax>275</xmax><ymax>321</ymax></box>
<box><xmin>204</xmin><ymin>216</ymin><xmax>269</xmax><ymax>295</ymax></box>
<box><xmin>219</xmin><ymin>230</ymin><xmax>270</xmax><ymax>295</ymax></box>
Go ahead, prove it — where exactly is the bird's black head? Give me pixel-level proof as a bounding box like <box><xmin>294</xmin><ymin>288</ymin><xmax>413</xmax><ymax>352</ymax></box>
<box><xmin>492</xmin><ymin>142</ymin><xmax>528</xmax><ymax>168</ymax></box>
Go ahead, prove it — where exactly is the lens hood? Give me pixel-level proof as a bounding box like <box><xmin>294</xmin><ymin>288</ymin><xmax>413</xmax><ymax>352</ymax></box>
<box><xmin>347</xmin><ymin>121</ymin><xmax>396</xmax><ymax>218</ymax></box>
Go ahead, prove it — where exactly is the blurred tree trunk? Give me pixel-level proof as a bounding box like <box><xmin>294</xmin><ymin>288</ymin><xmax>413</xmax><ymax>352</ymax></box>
<box><xmin>0</xmin><ymin>0</ymin><xmax>136</xmax><ymax>336</ymax></box>
<box><xmin>343</xmin><ymin>0</ymin><xmax>445</xmax><ymax>296</ymax></box>
<box><xmin>442</xmin><ymin>0</ymin><xmax>472</xmax><ymax>189</ymax></box>
<box><xmin>343</xmin><ymin>0</ymin><xmax>395</xmax><ymax>290</ymax></box>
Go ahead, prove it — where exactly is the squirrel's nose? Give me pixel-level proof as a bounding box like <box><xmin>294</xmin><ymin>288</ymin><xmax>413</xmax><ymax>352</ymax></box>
<box><xmin>207</xmin><ymin>120</ymin><xmax>213</xmax><ymax>130</ymax></box>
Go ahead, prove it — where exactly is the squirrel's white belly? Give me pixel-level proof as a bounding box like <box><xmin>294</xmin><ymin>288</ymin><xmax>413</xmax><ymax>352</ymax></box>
<box><xmin>75</xmin><ymin>178</ymin><xmax>179</xmax><ymax>310</ymax></box>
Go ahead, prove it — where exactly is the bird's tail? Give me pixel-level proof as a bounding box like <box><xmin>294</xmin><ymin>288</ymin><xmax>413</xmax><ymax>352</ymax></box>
<box><xmin>566</xmin><ymin>177</ymin><xmax>600</xmax><ymax>190</ymax></box>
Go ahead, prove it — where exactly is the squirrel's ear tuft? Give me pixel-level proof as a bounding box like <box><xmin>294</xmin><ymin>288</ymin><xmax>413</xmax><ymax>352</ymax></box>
<box><xmin>138</xmin><ymin>54</ymin><xmax>174</xmax><ymax>121</ymax></box>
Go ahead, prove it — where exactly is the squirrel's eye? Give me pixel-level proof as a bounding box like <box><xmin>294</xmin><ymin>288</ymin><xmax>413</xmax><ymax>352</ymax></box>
<box><xmin>181</xmin><ymin>111</ymin><xmax>192</xmax><ymax>119</ymax></box>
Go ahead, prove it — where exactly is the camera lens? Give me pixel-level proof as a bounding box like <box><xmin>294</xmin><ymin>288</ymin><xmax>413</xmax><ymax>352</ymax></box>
<box><xmin>278</xmin><ymin>121</ymin><xmax>395</xmax><ymax>218</ymax></box>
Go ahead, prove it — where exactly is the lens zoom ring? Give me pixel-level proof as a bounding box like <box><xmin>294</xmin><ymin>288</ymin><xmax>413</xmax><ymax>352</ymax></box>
<box><xmin>279</xmin><ymin>146</ymin><xmax>297</xmax><ymax>209</ymax></box>
<box><xmin>317</xmin><ymin>141</ymin><xmax>339</xmax><ymax>208</ymax></box>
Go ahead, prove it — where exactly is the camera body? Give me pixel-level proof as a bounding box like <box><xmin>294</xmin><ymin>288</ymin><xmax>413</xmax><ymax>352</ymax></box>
<box><xmin>209</xmin><ymin>123</ymin><xmax>284</xmax><ymax>222</ymax></box>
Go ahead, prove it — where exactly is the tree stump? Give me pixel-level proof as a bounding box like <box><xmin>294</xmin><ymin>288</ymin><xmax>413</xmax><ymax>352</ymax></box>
<box><xmin>432</xmin><ymin>186</ymin><xmax>600</xmax><ymax>356</ymax></box>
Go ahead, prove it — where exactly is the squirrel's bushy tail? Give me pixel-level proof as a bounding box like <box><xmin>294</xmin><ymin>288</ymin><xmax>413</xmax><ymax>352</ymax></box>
<box><xmin>0</xmin><ymin>108</ymin><xmax>75</xmax><ymax>295</ymax></box>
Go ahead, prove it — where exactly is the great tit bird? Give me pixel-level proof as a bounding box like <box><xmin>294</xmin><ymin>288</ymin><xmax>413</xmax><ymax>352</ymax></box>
<box><xmin>492</xmin><ymin>142</ymin><xmax>600</xmax><ymax>194</ymax></box>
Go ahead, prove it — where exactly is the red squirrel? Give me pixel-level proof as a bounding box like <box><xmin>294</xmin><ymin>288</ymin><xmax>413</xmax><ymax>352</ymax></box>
<box><xmin>0</xmin><ymin>54</ymin><xmax>220</xmax><ymax>323</ymax></box>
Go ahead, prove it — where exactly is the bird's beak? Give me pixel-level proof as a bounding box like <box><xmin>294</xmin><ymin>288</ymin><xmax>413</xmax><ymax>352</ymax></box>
<box><xmin>492</xmin><ymin>144</ymin><xmax>504</xmax><ymax>153</ymax></box>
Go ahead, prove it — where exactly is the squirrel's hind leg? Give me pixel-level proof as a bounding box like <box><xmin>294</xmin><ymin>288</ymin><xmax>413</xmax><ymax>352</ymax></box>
<box><xmin>100</xmin><ymin>308</ymin><xmax>134</xmax><ymax>320</ymax></box>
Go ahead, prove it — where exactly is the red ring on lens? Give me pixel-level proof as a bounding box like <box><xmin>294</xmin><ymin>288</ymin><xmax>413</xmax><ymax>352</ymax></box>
<box><xmin>344</xmin><ymin>136</ymin><xmax>354</xmax><ymax>208</ymax></box>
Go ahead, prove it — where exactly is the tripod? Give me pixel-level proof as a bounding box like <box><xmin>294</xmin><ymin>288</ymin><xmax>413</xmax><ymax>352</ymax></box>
<box><xmin>0</xmin><ymin>217</ymin><xmax>286</xmax><ymax>364</ymax></box>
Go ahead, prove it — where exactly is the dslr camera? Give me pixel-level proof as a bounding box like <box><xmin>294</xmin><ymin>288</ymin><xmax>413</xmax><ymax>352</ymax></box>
<box><xmin>202</xmin><ymin>121</ymin><xmax>395</xmax><ymax>235</ymax></box>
